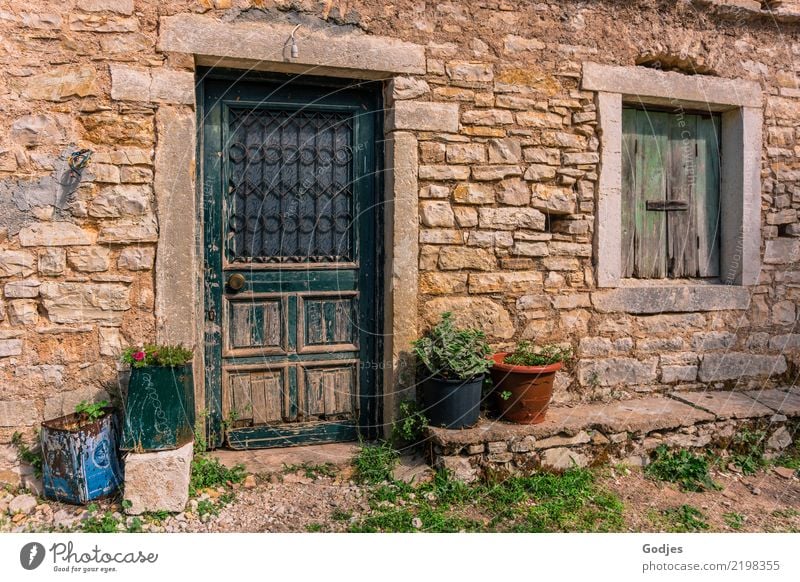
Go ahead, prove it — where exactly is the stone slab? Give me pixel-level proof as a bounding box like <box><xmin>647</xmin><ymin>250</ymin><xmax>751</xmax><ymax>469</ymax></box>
<box><xmin>581</xmin><ymin>61</ymin><xmax>762</xmax><ymax>108</ymax></box>
<box><xmin>426</xmin><ymin>396</ymin><xmax>714</xmax><ymax>447</ymax></box>
<box><xmin>745</xmin><ymin>389</ymin><xmax>800</xmax><ymax>416</ymax></box>
<box><xmin>670</xmin><ymin>391</ymin><xmax>774</xmax><ymax>419</ymax></box>
<box><xmin>123</xmin><ymin>441</ymin><xmax>193</xmax><ymax>515</ymax></box>
<box><xmin>159</xmin><ymin>14</ymin><xmax>425</xmax><ymax>78</ymax></box>
<box><xmin>590</xmin><ymin>285</ymin><xmax>751</xmax><ymax>314</ymax></box>
<box><xmin>210</xmin><ymin>443</ymin><xmax>359</xmax><ymax>475</ymax></box>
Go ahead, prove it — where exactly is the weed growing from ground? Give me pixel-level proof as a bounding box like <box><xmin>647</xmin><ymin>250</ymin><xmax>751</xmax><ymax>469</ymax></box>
<box><xmin>390</xmin><ymin>400</ymin><xmax>429</xmax><ymax>447</ymax></box>
<box><xmin>189</xmin><ymin>454</ymin><xmax>246</xmax><ymax>496</ymax></box>
<box><xmin>11</xmin><ymin>432</ymin><xmax>42</xmax><ymax>479</ymax></box>
<box><xmin>723</xmin><ymin>512</ymin><xmax>745</xmax><ymax>530</ymax></box>
<box><xmin>660</xmin><ymin>505</ymin><xmax>710</xmax><ymax>532</ymax></box>
<box><xmin>352</xmin><ymin>442</ymin><xmax>399</xmax><ymax>485</ymax></box>
<box><xmin>729</xmin><ymin>429</ymin><xmax>767</xmax><ymax>475</ymax></box>
<box><xmin>281</xmin><ymin>462</ymin><xmax>337</xmax><ymax>479</ymax></box>
<box><xmin>646</xmin><ymin>445</ymin><xmax>720</xmax><ymax>492</ymax></box>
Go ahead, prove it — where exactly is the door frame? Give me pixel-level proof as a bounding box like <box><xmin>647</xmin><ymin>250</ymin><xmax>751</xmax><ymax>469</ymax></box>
<box><xmin>197</xmin><ymin>69</ymin><xmax>384</xmax><ymax>448</ymax></box>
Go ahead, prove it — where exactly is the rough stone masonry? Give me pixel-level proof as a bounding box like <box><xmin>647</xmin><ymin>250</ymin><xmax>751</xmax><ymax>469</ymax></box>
<box><xmin>1</xmin><ymin>0</ymin><xmax>800</xmax><ymax>484</ymax></box>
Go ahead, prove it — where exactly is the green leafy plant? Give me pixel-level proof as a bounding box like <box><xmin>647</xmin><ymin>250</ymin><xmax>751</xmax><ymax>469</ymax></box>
<box><xmin>499</xmin><ymin>390</ymin><xmax>512</xmax><ymax>401</ymax></box>
<box><xmin>503</xmin><ymin>341</ymin><xmax>572</xmax><ymax>367</ymax></box>
<box><xmin>646</xmin><ymin>445</ymin><xmax>720</xmax><ymax>492</ymax></box>
<box><xmin>11</xmin><ymin>432</ymin><xmax>42</xmax><ymax>479</ymax></box>
<box><xmin>412</xmin><ymin>312</ymin><xmax>492</xmax><ymax>380</ymax></box>
<box><xmin>723</xmin><ymin>512</ymin><xmax>745</xmax><ymax>530</ymax></box>
<box><xmin>729</xmin><ymin>428</ymin><xmax>767</xmax><ymax>475</ymax></box>
<box><xmin>661</xmin><ymin>505</ymin><xmax>709</xmax><ymax>532</ymax></box>
<box><xmin>74</xmin><ymin>400</ymin><xmax>109</xmax><ymax>423</ymax></box>
<box><xmin>189</xmin><ymin>454</ymin><xmax>246</xmax><ymax>496</ymax></box>
<box><xmin>391</xmin><ymin>400</ymin><xmax>429</xmax><ymax>446</ymax></box>
<box><xmin>352</xmin><ymin>442</ymin><xmax>399</xmax><ymax>485</ymax></box>
<box><xmin>121</xmin><ymin>344</ymin><xmax>193</xmax><ymax>368</ymax></box>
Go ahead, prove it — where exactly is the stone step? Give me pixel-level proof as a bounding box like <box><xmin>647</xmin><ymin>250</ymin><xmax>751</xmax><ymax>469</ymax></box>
<box><xmin>669</xmin><ymin>391</ymin><xmax>775</xmax><ymax>419</ymax></box>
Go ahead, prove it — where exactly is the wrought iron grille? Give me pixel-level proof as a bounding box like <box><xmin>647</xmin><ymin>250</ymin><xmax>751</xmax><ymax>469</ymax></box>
<box><xmin>226</xmin><ymin>108</ymin><xmax>355</xmax><ymax>264</ymax></box>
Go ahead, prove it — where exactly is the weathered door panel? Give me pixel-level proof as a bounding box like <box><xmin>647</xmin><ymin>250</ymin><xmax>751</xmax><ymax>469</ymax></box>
<box><xmin>202</xmin><ymin>74</ymin><xmax>381</xmax><ymax>449</ymax></box>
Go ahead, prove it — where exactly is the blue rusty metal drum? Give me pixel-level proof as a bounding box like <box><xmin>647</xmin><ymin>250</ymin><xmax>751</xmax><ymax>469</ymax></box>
<box><xmin>41</xmin><ymin>409</ymin><xmax>123</xmax><ymax>505</ymax></box>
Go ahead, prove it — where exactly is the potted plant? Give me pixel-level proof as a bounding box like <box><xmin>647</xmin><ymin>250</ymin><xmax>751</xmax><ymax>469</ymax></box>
<box><xmin>412</xmin><ymin>312</ymin><xmax>492</xmax><ymax>429</ymax></box>
<box><xmin>120</xmin><ymin>344</ymin><xmax>195</xmax><ymax>451</ymax></box>
<box><xmin>41</xmin><ymin>400</ymin><xmax>123</xmax><ymax>505</ymax></box>
<box><xmin>490</xmin><ymin>342</ymin><xmax>572</xmax><ymax>424</ymax></box>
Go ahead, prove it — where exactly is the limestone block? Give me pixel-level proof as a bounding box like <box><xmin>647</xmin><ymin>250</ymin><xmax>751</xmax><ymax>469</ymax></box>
<box><xmin>0</xmin><ymin>339</ymin><xmax>23</xmax><ymax>358</ymax></box>
<box><xmin>422</xmin><ymin>296</ymin><xmax>513</xmax><ymax>339</ymax></box>
<box><xmin>764</xmin><ymin>238</ymin><xmax>800</xmax><ymax>264</ymax></box>
<box><xmin>420</xmin><ymin>201</ymin><xmax>455</xmax><ymax>227</ymax></box>
<box><xmin>562</xmin><ymin>152</ymin><xmax>599</xmax><ymax>165</ymax></box>
<box><xmin>123</xmin><ymin>442</ymin><xmax>193</xmax><ymax>515</ymax></box>
<box><xmin>552</xmin><ymin>294</ymin><xmax>591</xmax><ymax>309</ymax></box>
<box><xmin>8</xmin><ymin>300</ymin><xmax>39</xmax><ymax>325</ymax></box>
<box><xmin>418</xmin><ymin>165</ymin><xmax>470</xmax><ymax>180</ymax></box>
<box><xmin>12</xmin><ymin>65</ymin><xmax>99</xmax><ymax>101</ymax></box>
<box><xmin>549</xmin><ymin>242</ymin><xmax>592</xmax><ymax>257</ymax></box>
<box><xmin>591</xmin><ymin>286</ymin><xmax>750</xmax><ymax>314</ymax></box>
<box><xmin>0</xmin><ymin>400</ymin><xmax>37</xmax><ymax>426</ymax></box>
<box><xmin>698</xmin><ymin>353</ymin><xmax>788</xmax><ymax>382</ymax></box>
<box><xmin>540</xmin><ymin>448</ymin><xmax>588</xmax><ymax>471</ymax></box>
<box><xmin>513</xmin><ymin>242</ymin><xmax>549</xmax><ymax>257</ymax></box>
<box><xmin>516</xmin><ymin>111</ymin><xmax>563</xmax><ymax>128</ymax></box>
<box><xmin>661</xmin><ymin>365</ymin><xmax>698</xmax><ymax>383</ymax></box>
<box><xmin>38</xmin><ymin>249</ymin><xmax>65</xmax><ymax>276</ymax></box>
<box><xmin>419</xmin><ymin>273</ymin><xmax>467</xmax><ymax>295</ymax></box>
<box><xmin>495</xmin><ymin>178</ymin><xmax>530</xmax><ymax>206</ymax></box>
<box><xmin>453</xmin><ymin>183</ymin><xmax>493</xmax><ymax>204</ymax></box>
<box><xmin>90</xmin><ymin>185</ymin><xmax>150</xmax><ymax>218</ymax></box>
<box><xmin>0</xmin><ymin>251</ymin><xmax>37</xmax><ymax>277</ymax></box>
<box><xmin>420</xmin><ymin>184</ymin><xmax>449</xmax><ymax>198</ymax></box>
<box><xmin>769</xmin><ymin>334</ymin><xmax>800</xmax><ymax>351</ymax></box>
<box><xmin>530</xmin><ymin>184</ymin><xmax>577</xmax><ymax>214</ymax></box>
<box><xmin>109</xmin><ymin>65</ymin><xmax>150</xmax><ymax>102</ymax></box>
<box><xmin>637</xmin><ymin>337</ymin><xmax>686</xmax><ymax>352</ymax></box>
<box><xmin>419</xmin><ymin>229</ymin><xmax>463</xmax><ymax>244</ymax></box>
<box><xmin>479</xmin><ymin>207</ymin><xmax>545</xmax><ymax>231</ymax></box>
<box><xmin>390</xmin><ymin>76</ymin><xmax>430</xmax><ymax>100</ymax></box>
<box><xmin>68</xmin><ymin>247</ymin><xmax>111</xmax><ymax>272</ymax></box>
<box><xmin>437</xmin><ymin>247</ymin><xmax>495</xmax><ymax>271</ymax></box>
<box><xmin>446</xmin><ymin>143</ymin><xmax>486</xmax><ymax>164</ymax></box>
<box><xmin>40</xmin><ymin>282</ymin><xmax>130</xmax><ymax>324</ymax></box>
<box><xmin>4</xmin><ymin>280</ymin><xmax>40</xmax><ymax>298</ymax></box>
<box><xmin>99</xmin><ymin>327</ymin><xmax>123</xmax><ymax>357</ymax></box>
<box><xmin>69</xmin><ymin>14</ymin><xmax>139</xmax><ymax>33</ymax></box>
<box><xmin>692</xmin><ymin>331</ymin><xmax>736</xmax><ymax>350</ymax></box>
<box><xmin>577</xmin><ymin>357</ymin><xmax>658</xmax><ymax>386</ymax></box>
<box><xmin>487</xmin><ymin>138</ymin><xmax>521</xmax><ymax>163</ymax></box>
<box><xmin>77</xmin><ymin>0</ymin><xmax>134</xmax><ymax>14</ymax></box>
<box><xmin>437</xmin><ymin>456</ymin><xmax>478</xmax><ymax>483</ymax></box>
<box><xmin>771</xmin><ymin>300</ymin><xmax>797</xmax><ymax>326</ymax></box>
<box><xmin>388</xmin><ymin>101</ymin><xmax>459</xmax><ymax>133</ymax></box>
<box><xmin>11</xmin><ymin>114</ymin><xmax>67</xmax><ymax>146</ymax></box>
<box><xmin>118</xmin><ymin>247</ymin><xmax>155</xmax><ymax>271</ymax></box>
<box><xmin>446</xmin><ymin>62</ymin><xmax>493</xmax><ymax>82</ymax></box>
<box><xmin>524</xmin><ymin>148</ymin><xmax>561</xmax><ymax>165</ymax></box>
<box><xmin>468</xmin><ymin>231</ymin><xmax>513</xmax><ymax>247</ymax></box>
<box><xmin>461</xmin><ymin>109</ymin><xmax>514</xmax><ymax>125</ymax></box>
<box><xmin>524</xmin><ymin>164</ymin><xmax>557</xmax><ymax>181</ymax></box>
<box><xmin>468</xmin><ymin>271</ymin><xmax>543</xmax><ymax>293</ymax></box>
<box><xmin>150</xmin><ymin>69</ymin><xmax>196</xmax><ymax>105</ymax></box>
<box><xmin>19</xmin><ymin>223</ymin><xmax>96</xmax><ymax>247</ymax></box>
<box><xmin>535</xmin><ymin>431</ymin><xmax>592</xmax><ymax>450</ymax></box>
<box><xmin>472</xmin><ymin>165</ymin><xmax>523</xmax><ymax>181</ymax></box>
<box><xmin>98</xmin><ymin>218</ymin><xmax>159</xmax><ymax>243</ymax></box>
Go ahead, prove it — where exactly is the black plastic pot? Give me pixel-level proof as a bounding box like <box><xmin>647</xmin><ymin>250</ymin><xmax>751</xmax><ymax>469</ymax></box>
<box><xmin>421</xmin><ymin>374</ymin><xmax>483</xmax><ymax>429</ymax></box>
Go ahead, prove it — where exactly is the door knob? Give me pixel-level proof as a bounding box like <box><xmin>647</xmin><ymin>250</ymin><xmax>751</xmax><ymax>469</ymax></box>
<box><xmin>226</xmin><ymin>273</ymin><xmax>246</xmax><ymax>291</ymax></box>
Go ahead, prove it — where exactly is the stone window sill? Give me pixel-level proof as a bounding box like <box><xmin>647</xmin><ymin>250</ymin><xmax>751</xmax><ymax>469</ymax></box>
<box><xmin>590</xmin><ymin>284</ymin><xmax>751</xmax><ymax>314</ymax></box>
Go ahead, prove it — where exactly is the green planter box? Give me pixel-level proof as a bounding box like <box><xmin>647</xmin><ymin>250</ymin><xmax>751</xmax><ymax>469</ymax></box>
<box><xmin>121</xmin><ymin>365</ymin><xmax>195</xmax><ymax>452</ymax></box>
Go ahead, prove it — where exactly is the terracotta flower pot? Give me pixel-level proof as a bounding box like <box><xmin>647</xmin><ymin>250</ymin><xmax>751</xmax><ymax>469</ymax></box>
<box><xmin>490</xmin><ymin>353</ymin><xmax>562</xmax><ymax>424</ymax></box>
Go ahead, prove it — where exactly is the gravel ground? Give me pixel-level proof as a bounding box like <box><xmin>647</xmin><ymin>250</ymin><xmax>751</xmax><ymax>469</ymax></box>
<box><xmin>2</xmin><ymin>462</ymin><xmax>799</xmax><ymax>533</ymax></box>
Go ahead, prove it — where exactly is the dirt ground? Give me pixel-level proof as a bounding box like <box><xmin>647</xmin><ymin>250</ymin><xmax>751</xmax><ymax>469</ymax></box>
<box><xmin>3</xmin><ymin>459</ymin><xmax>799</xmax><ymax>533</ymax></box>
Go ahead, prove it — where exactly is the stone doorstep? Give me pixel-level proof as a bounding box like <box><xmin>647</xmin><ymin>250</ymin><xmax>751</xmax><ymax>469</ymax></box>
<box><xmin>670</xmin><ymin>390</ymin><xmax>776</xmax><ymax>420</ymax></box>
<box><xmin>744</xmin><ymin>388</ymin><xmax>800</xmax><ymax>417</ymax></box>
<box><xmin>426</xmin><ymin>396</ymin><xmax>715</xmax><ymax>449</ymax></box>
<box><xmin>210</xmin><ymin>442</ymin><xmax>360</xmax><ymax>475</ymax></box>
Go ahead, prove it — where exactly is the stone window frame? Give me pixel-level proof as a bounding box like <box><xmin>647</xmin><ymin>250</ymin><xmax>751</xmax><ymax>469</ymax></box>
<box><xmin>582</xmin><ymin>62</ymin><xmax>763</xmax><ymax>311</ymax></box>
<box><xmin>152</xmin><ymin>14</ymin><xmax>428</xmax><ymax>430</ymax></box>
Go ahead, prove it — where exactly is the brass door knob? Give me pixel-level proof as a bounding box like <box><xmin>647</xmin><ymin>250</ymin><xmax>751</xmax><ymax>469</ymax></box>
<box><xmin>226</xmin><ymin>273</ymin><xmax>246</xmax><ymax>291</ymax></box>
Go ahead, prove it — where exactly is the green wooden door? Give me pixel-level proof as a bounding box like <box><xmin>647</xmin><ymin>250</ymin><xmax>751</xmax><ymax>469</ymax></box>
<box><xmin>621</xmin><ymin>107</ymin><xmax>721</xmax><ymax>279</ymax></box>
<box><xmin>201</xmin><ymin>74</ymin><xmax>382</xmax><ymax>449</ymax></box>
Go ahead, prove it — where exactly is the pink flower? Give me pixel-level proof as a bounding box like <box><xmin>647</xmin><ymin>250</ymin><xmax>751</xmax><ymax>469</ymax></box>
<box><xmin>133</xmin><ymin>351</ymin><xmax>145</xmax><ymax>361</ymax></box>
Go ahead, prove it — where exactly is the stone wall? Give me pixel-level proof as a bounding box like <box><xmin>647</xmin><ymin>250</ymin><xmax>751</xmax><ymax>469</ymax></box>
<box><xmin>1</xmin><ymin>0</ymin><xmax>800</xmax><ymax>482</ymax></box>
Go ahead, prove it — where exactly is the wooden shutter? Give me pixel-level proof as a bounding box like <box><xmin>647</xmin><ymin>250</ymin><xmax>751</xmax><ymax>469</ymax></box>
<box><xmin>621</xmin><ymin>107</ymin><xmax>721</xmax><ymax>279</ymax></box>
